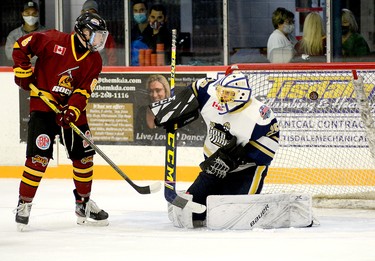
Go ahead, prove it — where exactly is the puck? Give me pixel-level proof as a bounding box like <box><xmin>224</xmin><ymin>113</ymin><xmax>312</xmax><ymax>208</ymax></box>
<box><xmin>309</xmin><ymin>91</ymin><xmax>318</xmax><ymax>100</ymax></box>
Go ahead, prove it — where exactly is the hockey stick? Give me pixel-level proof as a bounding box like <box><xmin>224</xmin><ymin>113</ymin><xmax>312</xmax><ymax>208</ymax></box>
<box><xmin>163</xmin><ymin>29</ymin><xmax>206</xmax><ymax>213</ymax></box>
<box><xmin>29</xmin><ymin>83</ymin><xmax>161</xmax><ymax>195</ymax></box>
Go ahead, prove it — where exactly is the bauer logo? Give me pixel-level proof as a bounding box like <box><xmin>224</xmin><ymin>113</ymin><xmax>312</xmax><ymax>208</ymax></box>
<box><xmin>249</xmin><ymin>204</ymin><xmax>269</xmax><ymax>228</ymax></box>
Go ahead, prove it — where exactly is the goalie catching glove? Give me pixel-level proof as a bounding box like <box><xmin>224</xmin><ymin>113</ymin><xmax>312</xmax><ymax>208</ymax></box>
<box><xmin>199</xmin><ymin>136</ymin><xmax>244</xmax><ymax>178</ymax></box>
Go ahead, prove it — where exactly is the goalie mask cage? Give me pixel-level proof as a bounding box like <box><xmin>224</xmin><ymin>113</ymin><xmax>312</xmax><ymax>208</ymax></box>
<box><xmin>229</xmin><ymin>63</ymin><xmax>375</xmax><ymax>209</ymax></box>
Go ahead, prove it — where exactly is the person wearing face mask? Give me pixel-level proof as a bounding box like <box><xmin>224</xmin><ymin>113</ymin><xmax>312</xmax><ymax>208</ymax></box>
<box><xmin>131</xmin><ymin>0</ymin><xmax>148</xmax><ymax>42</ymax></box>
<box><xmin>5</xmin><ymin>1</ymin><xmax>46</xmax><ymax>64</ymax></box>
<box><xmin>267</xmin><ymin>7</ymin><xmax>297</xmax><ymax>63</ymax></box>
<box><xmin>130</xmin><ymin>0</ymin><xmax>149</xmax><ymax>65</ymax></box>
<box><xmin>341</xmin><ymin>8</ymin><xmax>370</xmax><ymax>58</ymax></box>
<box><xmin>141</xmin><ymin>4</ymin><xmax>171</xmax><ymax>64</ymax></box>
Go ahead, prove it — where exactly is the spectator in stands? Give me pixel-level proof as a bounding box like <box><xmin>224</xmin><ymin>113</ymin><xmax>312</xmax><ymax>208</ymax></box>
<box><xmin>295</xmin><ymin>12</ymin><xmax>326</xmax><ymax>61</ymax></box>
<box><xmin>130</xmin><ymin>0</ymin><xmax>149</xmax><ymax>65</ymax></box>
<box><xmin>5</xmin><ymin>1</ymin><xmax>46</xmax><ymax>64</ymax></box>
<box><xmin>341</xmin><ymin>8</ymin><xmax>370</xmax><ymax>57</ymax></box>
<box><xmin>131</xmin><ymin>0</ymin><xmax>148</xmax><ymax>42</ymax></box>
<box><xmin>267</xmin><ymin>7</ymin><xmax>297</xmax><ymax>63</ymax></box>
<box><xmin>81</xmin><ymin>0</ymin><xmax>117</xmax><ymax>65</ymax></box>
<box><xmin>142</xmin><ymin>4</ymin><xmax>171</xmax><ymax>64</ymax></box>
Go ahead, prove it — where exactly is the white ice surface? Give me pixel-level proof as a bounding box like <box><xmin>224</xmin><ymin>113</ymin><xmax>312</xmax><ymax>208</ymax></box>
<box><xmin>1</xmin><ymin>178</ymin><xmax>375</xmax><ymax>261</ymax></box>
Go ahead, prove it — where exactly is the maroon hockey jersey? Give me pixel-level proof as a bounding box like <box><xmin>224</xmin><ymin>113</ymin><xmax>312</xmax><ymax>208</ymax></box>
<box><xmin>13</xmin><ymin>29</ymin><xmax>102</xmax><ymax>126</ymax></box>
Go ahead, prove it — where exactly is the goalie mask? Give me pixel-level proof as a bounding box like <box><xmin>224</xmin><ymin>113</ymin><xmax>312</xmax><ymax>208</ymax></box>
<box><xmin>74</xmin><ymin>12</ymin><xmax>108</xmax><ymax>52</ymax></box>
<box><xmin>215</xmin><ymin>72</ymin><xmax>252</xmax><ymax>114</ymax></box>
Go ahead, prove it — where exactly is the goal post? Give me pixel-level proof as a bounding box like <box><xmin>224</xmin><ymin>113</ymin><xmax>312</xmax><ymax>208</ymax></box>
<box><xmin>228</xmin><ymin>63</ymin><xmax>375</xmax><ymax>209</ymax></box>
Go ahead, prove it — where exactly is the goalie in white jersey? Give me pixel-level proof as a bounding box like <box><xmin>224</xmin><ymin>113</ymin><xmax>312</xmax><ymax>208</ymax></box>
<box><xmin>187</xmin><ymin>72</ymin><xmax>279</xmax><ymax>223</ymax></box>
<box><xmin>150</xmin><ymin>71</ymin><xmax>280</xmax><ymax>226</ymax></box>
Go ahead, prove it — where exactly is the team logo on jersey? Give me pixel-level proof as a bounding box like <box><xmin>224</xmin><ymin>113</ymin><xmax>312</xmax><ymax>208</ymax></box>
<box><xmin>53</xmin><ymin>67</ymin><xmax>79</xmax><ymax>97</ymax></box>
<box><xmin>208</xmin><ymin>121</ymin><xmax>228</xmax><ymax>147</ymax></box>
<box><xmin>35</xmin><ymin>134</ymin><xmax>51</xmax><ymax>150</ymax></box>
<box><xmin>32</xmin><ymin>155</ymin><xmax>49</xmax><ymax>167</ymax></box>
<box><xmin>53</xmin><ymin>45</ymin><xmax>66</xmax><ymax>55</ymax></box>
<box><xmin>223</xmin><ymin>122</ymin><xmax>231</xmax><ymax>131</ymax></box>
<box><xmin>52</xmin><ymin>75</ymin><xmax>73</xmax><ymax>96</ymax></box>
<box><xmin>259</xmin><ymin>105</ymin><xmax>271</xmax><ymax>119</ymax></box>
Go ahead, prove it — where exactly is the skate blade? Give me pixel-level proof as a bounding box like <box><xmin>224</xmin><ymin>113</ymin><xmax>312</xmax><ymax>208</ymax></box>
<box><xmin>77</xmin><ymin>217</ymin><xmax>109</xmax><ymax>227</ymax></box>
<box><xmin>17</xmin><ymin>223</ymin><xmax>27</xmax><ymax>232</ymax></box>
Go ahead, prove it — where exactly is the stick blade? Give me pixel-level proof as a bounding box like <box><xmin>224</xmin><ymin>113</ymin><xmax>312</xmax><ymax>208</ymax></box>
<box><xmin>170</xmin><ymin>194</ymin><xmax>207</xmax><ymax>214</ymax></box>
<box><xmin>149</xmin><ymin>181</ymin><xmax>162</xmax><ymax>193</ymax></box>
<box><xmin>186</xmin><ymin>200</ymin><xmax>206</xmax><ymax>214</ymax></box>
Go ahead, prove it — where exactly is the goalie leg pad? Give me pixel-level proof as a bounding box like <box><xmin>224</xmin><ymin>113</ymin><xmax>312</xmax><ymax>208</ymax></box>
<box><xmin>168</xmin><ymin>192</ymin><xmax>194</xmax><ymax>229</ymax></box>
<box><xmin>206</xmin><ymin>193</ymin><xmax>314</xmax><ymax>230</ymax></box>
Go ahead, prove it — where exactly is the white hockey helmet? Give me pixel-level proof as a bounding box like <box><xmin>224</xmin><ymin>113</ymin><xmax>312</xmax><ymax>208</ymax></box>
<box><xmin>215</xmin><ymin>72</ymin><xmax>251</xmax><ymax>114</ymax></box>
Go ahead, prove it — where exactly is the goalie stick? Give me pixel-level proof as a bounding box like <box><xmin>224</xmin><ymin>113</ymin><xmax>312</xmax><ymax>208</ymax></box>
<box><xmin>163</xmin><ymin>29</ymin><xmax>206</xmax><ymax>213</ymax></box>
<box><xmin>29</xmin><ymin>83</ymin><xmax>161</xmax><ymax>195</ymax></box>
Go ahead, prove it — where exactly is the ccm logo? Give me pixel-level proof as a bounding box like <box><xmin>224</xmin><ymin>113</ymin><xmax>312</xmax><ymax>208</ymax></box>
<box><xmin>166</xmin><ymin>132</ymin><xmax>175</xmax><ymax>182</ymax></box>
<box><xmin>151</xmin><ymin>96</ymin><xmax>176</xmax><ymax>107</ymax></box>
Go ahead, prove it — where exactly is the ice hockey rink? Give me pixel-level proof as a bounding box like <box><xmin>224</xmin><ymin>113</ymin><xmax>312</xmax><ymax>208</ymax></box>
<box><xmin>1</xmin><ymin>178</ymin><xmax>375</xmax><ymax>261</ymax></box>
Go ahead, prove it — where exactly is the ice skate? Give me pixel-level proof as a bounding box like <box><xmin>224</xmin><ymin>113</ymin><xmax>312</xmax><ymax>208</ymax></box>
<box><xmin>74</xmin><ymin>189</ymin><xmax>109</xmax><ymax>226</ymax></box>
<box><xmin>15</xmin><ymin>199</ymin><xmax>32</xmax><ymax>232</ymax></box>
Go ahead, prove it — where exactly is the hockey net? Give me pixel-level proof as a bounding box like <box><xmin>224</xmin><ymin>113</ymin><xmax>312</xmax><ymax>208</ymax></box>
<box><xmin>229</xmin><ymin>63</ymin><xmax>375</xmax><ymax>209</ymax></box>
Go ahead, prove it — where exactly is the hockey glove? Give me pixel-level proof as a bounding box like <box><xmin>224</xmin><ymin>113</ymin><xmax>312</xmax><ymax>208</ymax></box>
<box><xmin>56</xmin><ymin>106</ymin><xmax>80</xmax><ymax>128</ymax></box>
<box><xmin>14</xmin><ymin>67</ymin><xmax>35</xmax><ymax>91</ymax></box>
<box><xmin>199</xmin><ymin>136</ymin><xmax>243</xmax><ymax>178</ymax></box>
<box><xmin>149</xmin><ymin>87</ymin><xmax>199</xmax><ymax>129</ymax></box>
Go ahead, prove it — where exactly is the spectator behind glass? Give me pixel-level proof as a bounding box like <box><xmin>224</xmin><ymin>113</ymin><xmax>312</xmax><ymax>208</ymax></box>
<box><xmin>131</xmin><ymin>0</ymin><xmax>148</xmax><ymax>42</ymax></box>
<box><xmin>130</xmin><ymin>0</ymin><xmax>149</xmax><ymax>66</ymax></box>
<box><xmin>341</xmin><ymin>8</ymin><xmax>370</xmax><ymax>57</ymax></box>
<box><xmin>81</xmin><ymin>0</ymin><xmax>117</xmax><ymax>65</ymax></box>
<box><xmin>5</xmin><ymin>1</ymin><xmax>46</xmax><ymax>64</ymax></box>
<box><xmin>267</xmin><ymin>7</ymin><xmax>297</xmax><ymax>63</ymax></box>
<box><xmin>295</xmin><ymin>12</ymin><xmax>326</xmax><ymax>61</ymax></box>
<box><xmin>142</xmin><ymin>4</ymin><xmax>171</xmax><ymax>63</ymax></box>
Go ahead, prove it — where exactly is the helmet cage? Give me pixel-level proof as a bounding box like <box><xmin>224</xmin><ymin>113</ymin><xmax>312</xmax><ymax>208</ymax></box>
<box><xmin>75</xmin><ymin>12</ymin><xmax>108</xmax><ymax>52</ymax></box>
<box><xmin>215</xmin><ymin>73</ymin><xmax>252</xmax><ymax>114</ymax></box>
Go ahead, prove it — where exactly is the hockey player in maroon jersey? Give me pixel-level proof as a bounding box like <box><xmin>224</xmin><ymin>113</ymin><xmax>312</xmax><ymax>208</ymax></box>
<box><xmin>12</xmin><ymin>12</ymin><xmax>109</xmax><ymax>231</ymax></box>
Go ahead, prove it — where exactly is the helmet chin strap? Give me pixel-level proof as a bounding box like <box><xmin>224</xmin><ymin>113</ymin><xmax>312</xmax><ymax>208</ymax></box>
<box><xmin>76</xmin><ymin>33</ymin><xmax>90</xmax><ymax>49</ymax></box>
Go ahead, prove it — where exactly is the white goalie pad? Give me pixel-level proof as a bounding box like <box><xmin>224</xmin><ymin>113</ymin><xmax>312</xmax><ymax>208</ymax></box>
<box><xmin>206</xmin><ymin>193</ymin><xmax>313</xmax><ymax>230</ymax></box>
<box><xmin>168</xmin><ymin>192</ymin><xmax>194</xmax><ymax>229</ymax></box>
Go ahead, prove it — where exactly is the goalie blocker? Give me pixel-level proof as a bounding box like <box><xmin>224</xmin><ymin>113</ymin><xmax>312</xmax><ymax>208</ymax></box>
<box><xmin>169</xmin><ymin>193</ymin><xmax>316</xmax><ymax>229</ymax></box>
<box><xmin>149</xmin><ymin>87</ymin><xmax>200</xmax><ymax>129</ymax></box>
